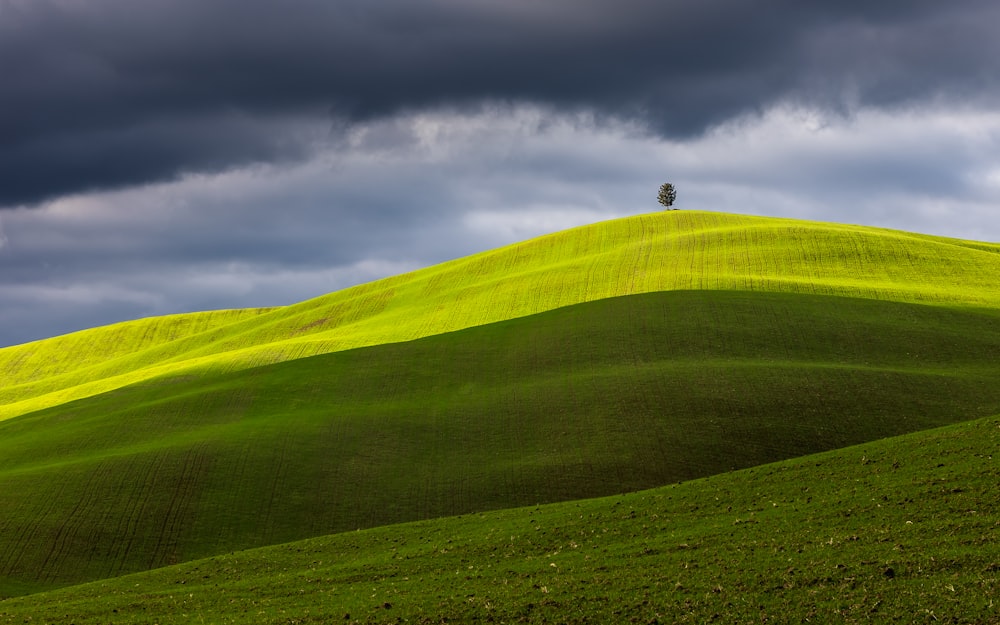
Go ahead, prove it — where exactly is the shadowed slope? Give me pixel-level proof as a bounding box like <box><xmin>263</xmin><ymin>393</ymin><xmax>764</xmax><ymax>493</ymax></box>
<box><xmin>2</xmin><ymin>291</ymin><xmax>999</xmax><ymax>596</ymax></box>
<box><xmin>2</xmin><ymin>413</ymin><xmax>996</xmax><ymax>623</ymax></box>
<box><xmin>2</xmin><ymin>211</ymin><xmax>999</xmax><ymax>421</ymax></box>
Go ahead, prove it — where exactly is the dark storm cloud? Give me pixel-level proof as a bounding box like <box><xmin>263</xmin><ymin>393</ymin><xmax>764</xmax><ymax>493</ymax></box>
<box><xmin>2</xmin><ymin>0</ymin><xmax>998</xmax><ymax>208</ymax></box>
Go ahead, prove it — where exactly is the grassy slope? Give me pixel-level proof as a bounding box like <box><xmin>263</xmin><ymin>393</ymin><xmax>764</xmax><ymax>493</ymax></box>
<box><xmin>3</xmin><ymin>211</ymin><xmax>1000</xmax><ymax>421</ymax></box>
<box><xmin>2</xmin><ymin>290</ymin><xmax>1000</xmax><ymax>597</ymax></box>
<box><xmin>2</xmin><ymin>413</ymin><xmax>996</xmax><ymax>624</ymax></box>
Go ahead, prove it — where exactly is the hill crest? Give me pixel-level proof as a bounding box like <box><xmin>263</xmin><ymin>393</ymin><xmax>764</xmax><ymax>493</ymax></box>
<box><xmin>2</xmin><ymin>210</ymin><xmax>999</xmax><ymax>421</ymax></box>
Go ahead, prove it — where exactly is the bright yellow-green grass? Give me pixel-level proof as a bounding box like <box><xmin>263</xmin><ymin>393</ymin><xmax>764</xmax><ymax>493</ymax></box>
<box><xmin>2</xmin><ymin>210</ymin><xmax>999</xmax><ymax>422</ymax></box>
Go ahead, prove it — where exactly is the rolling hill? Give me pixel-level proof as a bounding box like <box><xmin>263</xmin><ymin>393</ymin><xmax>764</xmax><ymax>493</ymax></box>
<box><xmin>0</xmin><ymin>211</ymin><xmax>998</xmax><ymax>606</ymax></box>
<box><xmin>2</xmin><ymin>211</ymin><xmax>998</xmax><ymax>421</ymax></box>
<box><xmin>2</xmin><ymin>412</ymin><xmax>997</xmax><ymax>623</ymax></box>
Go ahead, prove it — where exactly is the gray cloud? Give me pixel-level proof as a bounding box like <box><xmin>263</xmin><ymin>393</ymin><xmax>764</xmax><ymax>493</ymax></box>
<box><xmin>2</xmin><ymin>0</ymin><xmax>999</xmax><ymax>207</ymax></box>
<box><xmin>2</xmin><ymin>104</ymin><xmax>998</xmax><ymax>347</ymax></box>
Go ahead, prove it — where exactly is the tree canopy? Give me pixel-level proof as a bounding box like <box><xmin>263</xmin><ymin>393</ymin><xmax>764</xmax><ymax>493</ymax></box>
<box><xmin>657</xmin><ymin>183</ymin><xmax>677</xmax><ymax>209</ymax></box>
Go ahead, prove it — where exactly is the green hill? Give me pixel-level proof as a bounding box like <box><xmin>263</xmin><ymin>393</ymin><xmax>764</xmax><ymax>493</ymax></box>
<box><xmin>3</xmin><ymin>211</ymin><xmax>999</xmax><ymax>421</ymax></box>
<box><xmin>2</xmin><ymin>413</ymin><xmax>996</xmax><ymax>624</ymax></box>
<box><xmin>0</xmin><ymin>211</ymin><xmax>998</xmax><ymax>604</ymax></box>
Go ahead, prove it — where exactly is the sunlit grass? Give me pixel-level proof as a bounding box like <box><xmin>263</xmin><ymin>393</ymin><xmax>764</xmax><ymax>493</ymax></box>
<box><xmin>2</xmin><ymin>211</ymin><xmax>999</xmax><ymax>421</ymax></box>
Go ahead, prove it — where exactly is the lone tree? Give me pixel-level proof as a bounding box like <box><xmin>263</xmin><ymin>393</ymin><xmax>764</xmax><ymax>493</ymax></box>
<box><xmin>657</xmin><ymin>183</ymin><xmax>677</xmax><ymax>209</ymax></box>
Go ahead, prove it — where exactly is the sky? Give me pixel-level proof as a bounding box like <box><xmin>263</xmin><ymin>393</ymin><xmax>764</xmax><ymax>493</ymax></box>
<box><xmin>2</xmin><ymin>0</ymin><xmax>1000</xmax><ymax>348</ymax></box>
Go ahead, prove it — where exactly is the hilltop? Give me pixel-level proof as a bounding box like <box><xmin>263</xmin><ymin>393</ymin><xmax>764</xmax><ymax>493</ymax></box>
<box><xmin>3</xmin><ymin>211</ymin><xmax>999</xmax><ymax>421</ymax></box>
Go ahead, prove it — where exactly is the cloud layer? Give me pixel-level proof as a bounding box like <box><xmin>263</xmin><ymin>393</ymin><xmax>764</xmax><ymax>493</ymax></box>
<box><xmin>3</xmin><ymin>0</ymin><xmax>999</xmax><ymax>207</ymax></box>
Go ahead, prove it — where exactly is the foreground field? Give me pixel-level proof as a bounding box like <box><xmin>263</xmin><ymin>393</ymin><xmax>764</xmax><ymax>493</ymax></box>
<box><xmin>3</xmin><ymin>413</ymin><xmax>996</xmax><ymax>624</ymax></box>
<box><xmin>2</xmin><ymin>290</ymin><xmax>999</xmax><ymax>597</ymax></box>
<box><xmin>3</xmin><ymin>211</ymin><xmax>1000</xmax><ymax>421</ymax></box>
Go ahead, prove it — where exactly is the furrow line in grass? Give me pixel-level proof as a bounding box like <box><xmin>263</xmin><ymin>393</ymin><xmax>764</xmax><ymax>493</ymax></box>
<box><xmin>504</xmin><ymin>385</ymin><xmax>526</xmax><ymax>506</ymax></box>
<box><xmin>0</xmin><ymin>487</ymin><xmax>37</xmax><ymax>579</ymax></box>
<box><xmin>148</xmin><ymin>445</ymin><xmax>211</xmax><ymax>570</ymax></box>
<box><xmin>199</xmin><ymin>441</ymin><xmax>254</xmax><ymax>551</ymax></box>
<box><xmin>34</xmin><ymin>461</ymin><xmax>113</xmax><ymax>585</ymax></box>
<box><xmin>80</xmin><ymin>467</ymin><xmax>135</xmax><ymax>584</ymax></box>
<box><xmin>100</xmin><ymin>454</ymin><xmax>156</xmax><ymax>579</ymax></box>
<box><xmin>624</xmin><ymin>215</ymin><xmax>644</xmax><ymax>296</ymax></box>
<box><xmin>0</xmin><ymin>464</ymin><xmax>97</xmax><ymax>584</ymax></box>
<box><xmin>109</xmin><ymin>451</ymin><xmax>170</xmax><ymax>578</ymax></box>
<box><xmin>0</xmin><ymin>308</ymin><xmax>273</xmax><ymax>385</ymax></box>
<box><xmin>261</xmin><ymin>430</ymin><xmax>293</xmax><ymax>544</ymax></box>
<box><xmin>100</xmin><ymin>457</ymin><xmax>149</xmax><ymax>578</ymax></box>
<box><xmin>3</xmin><ymin>458</ymin><xmax>98</xmax><ymax>581</ymax></box>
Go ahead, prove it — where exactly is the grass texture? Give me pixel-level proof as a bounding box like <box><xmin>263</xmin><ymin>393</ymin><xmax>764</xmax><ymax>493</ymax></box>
<box><xmin>1</xmin><ymin>290</ymin><xmax>999</xmax><ymax>596</ymax></box>
<box><xmin>2</xmin><ymin>413</ymin><xmax>996</xmax><ymax>624</ymax></box>
<box><xmin>2</xmin><ymin>211</ymin><xmax>999</xmax><ymax>421</ymax></box>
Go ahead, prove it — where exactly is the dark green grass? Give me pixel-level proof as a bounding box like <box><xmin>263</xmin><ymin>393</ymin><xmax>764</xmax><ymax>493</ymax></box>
<box><xmin>2</xmin><ymin>291</ymin><xmax>999</xmax><ymax>597</ymax></box>
<box><xmin>2</xmin><ymin>414</ymin><xmax>996</xmax><ymax>624</ymax></box>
